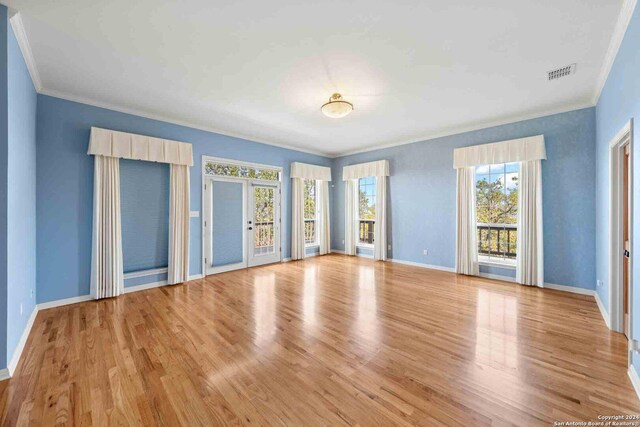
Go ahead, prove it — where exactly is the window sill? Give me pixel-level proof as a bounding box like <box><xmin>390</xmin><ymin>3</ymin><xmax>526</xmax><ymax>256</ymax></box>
<box><xmin>478</xmin><ymin>258</ymin><xmax>516</xmax><ymax>270</ymax></box>
<box><xmin>305</xmin><ymin>244</ymin><xmax>319</xmax><ymax>249</ymax></box>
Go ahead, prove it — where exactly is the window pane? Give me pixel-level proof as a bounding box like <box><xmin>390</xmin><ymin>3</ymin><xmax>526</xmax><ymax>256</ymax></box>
<box><xmin>358</xmin><ymin>177</ymin><xmax>376</xmax><ymax>244</ymax></box>
<box><xmin>304</xmin><ymin>180</ymin><xmax>316</xmax><ymax>220</ymax></box>
<box><xmin>490</xmin><ymin>163</ymin><xmax>505</xmax><ymax>174</ymax></box>
<box><xmin>304</xmin><ymin>180</ymin><xmax>317</xmax><ymax>245</ymax></box>
<box><xmin>204</xmin><ymin>161</ymin><xmax>279</xmax><ymax>181</ymax></box>
<box><xmin>253</xmin><ymin>187</ymin><xmax>275</xmax><ymax>255</ymax></box>
<box><xmin>475</xmin><ymin>162</ymin><xmax>519</xmax><ymax>263</ymax></box>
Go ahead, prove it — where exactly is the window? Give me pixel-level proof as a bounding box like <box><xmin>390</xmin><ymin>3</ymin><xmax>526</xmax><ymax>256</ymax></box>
<box><xmin>358</xmin><ymin>177</ymin><xmax>376</xmax><ymax>245</ymax></box>
<box><xmin>204</xmin><ymin>161</ymin><xmax>280</xmax><ymax>181</ymax></box>
<box><xmin>475</xmin><ymin>162</ymin><xmax>519</xmax><ymax>266</ymax></box>
<box><xmin>304</xmin><ymin>179</ymin><xmax>317</xmax><ymax>245</ymax></box>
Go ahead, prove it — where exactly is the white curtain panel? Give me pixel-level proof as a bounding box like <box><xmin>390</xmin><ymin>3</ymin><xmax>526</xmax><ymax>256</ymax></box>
<box><xmin>291</xmin><ymin>177</ymin><xmax>306</xmax><ymax>260</ymax></box>
<box><xmin>373</xmin><ymin>176</ymin><xmax>387</xmax><ymax>261</ymax></box>
<box><xmin>90</xmin><ymin>155</ymin><xmax>124</xmax><ymax>299</ymax></box>
<box><xmin>516</xmin><ymin>160</ymin><xmax>544</xmax><ymax>287</ymax></box>
<box><xmin>168</xmin><ymin>164</ymin><xmax>190</xmax><ymax>284</ymax></box>
<box><xmin>344</xmin><ymin>179</ymin><xmax>358</xmax><ymax>255</ymax></box>
<box><xmin>455</xmin><ymin>167</ymin><xmax>479</xmax><ymax>275</ymax></box>
<box><xmin>318</xmin><ymin>180</ymin><xmax>331</xmax><ymax>255</ymax></box>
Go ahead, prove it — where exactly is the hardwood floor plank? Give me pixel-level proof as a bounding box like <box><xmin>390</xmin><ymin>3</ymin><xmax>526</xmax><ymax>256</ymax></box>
<box><xmin>0</xmin><ymin>254</ymin><xmax>637</xmax><ymax>426</ymax></box>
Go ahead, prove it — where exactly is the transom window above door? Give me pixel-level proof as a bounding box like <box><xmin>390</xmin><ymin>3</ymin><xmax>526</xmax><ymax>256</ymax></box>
<box><xmin>475</xmin><ymin>162</ymin><xmax>519</xmax><ymax>266</ymax></box>
<box><xmin>204</xmin><ymin>160</ymin><xmax>280</xmax><ymax>181</ymax></box>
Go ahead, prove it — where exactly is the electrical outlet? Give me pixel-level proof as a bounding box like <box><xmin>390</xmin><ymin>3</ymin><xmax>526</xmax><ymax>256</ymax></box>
<box><xmin>597</xmin><ymin>280</ymin><xmax>603</xmax><ymax>287</ymax></box>
<box><xmin>388</xmin><ymin>244</ymin><xmax>392</xmax><ymax>250</ymax></box>
<box><xmin>342</xmin><ymin>240</ymin><xmax>345</xmax><ymax>245</ymax></box>
<box><xmin>423</xmin><ymin>249</ymin><xmax>428</xmax><ymax>255</ymax></box>
<box><xmin>30</xmin><ymin>288</ymin><xmax>34</xmax><ymax>299</ymax></box>
<box><xmin>20</xmin><ymin>303</ymin><xmax>23</xmax><ymax>316</ymax></box>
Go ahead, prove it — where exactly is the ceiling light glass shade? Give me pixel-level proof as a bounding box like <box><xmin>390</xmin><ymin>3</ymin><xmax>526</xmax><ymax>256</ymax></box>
<box><xmin>321</xmin><ymin>93</ymin><xmax>353</xmax><ymax>118</ymax></box>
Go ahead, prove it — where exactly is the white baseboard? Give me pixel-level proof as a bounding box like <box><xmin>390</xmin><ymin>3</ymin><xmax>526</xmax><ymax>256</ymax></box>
<box><xmin>123</xmin><ymin>280</ymin><xmax>168</xmax><ymax>294</ymax></box>
<box><xmin>629</xmin><ymin>364</ymin><xmax>640</xmax><ymax>401</ymax></box>
<box><xmin>330</xmin><ymin>249</ymin><xmax>345</xmax><ymax>254</ymax></box>
<box><xmin>281</xmin><ymin>257</ymin><xmax>292</xmax><ymax>262</ymax></box>
<box><xmin>544</xmin><ymin>282</ymin><xmax>596</xmax><ymax>296</ymax></box>
<box><xmin>595</xmin><ymin>290</ymin><xmax>611</xmax><ymax>329</ymax></box>
<box><xmin>188</xmin><ymin>274</ymin><xmax>203</xmax><ymax>281</ymax></box>
<box><xmin>389</xmin><ymin>258</ymin><xmax>456</xmax><ymax>273</ymax></box>
<box><xmin>37</xmin><ymin>294</ymin><xmax>92</xmax><ymax>311</ymax></box>
<box><xmin>8</xmin><ymin>306</ymin><xmax>39</xmax><ymax>376</ymax></box>
<box><xmin>0</xmin><ymin>369</ymin><xmax>10</xmax><ymax>381</ymax></box>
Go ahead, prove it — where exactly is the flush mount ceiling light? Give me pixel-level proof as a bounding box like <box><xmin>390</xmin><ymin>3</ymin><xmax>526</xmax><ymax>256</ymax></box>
<box><xmin>321</xmin><ymin>93</ymin><xmax>353</xmax><ymax>118</ymax></box>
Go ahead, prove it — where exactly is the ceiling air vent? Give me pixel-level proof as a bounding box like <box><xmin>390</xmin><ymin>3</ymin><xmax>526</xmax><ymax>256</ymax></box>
<box><xmin>547</xmin><ymin>63</ymin><xmax>576</xmax><ymax>81</ymax></box>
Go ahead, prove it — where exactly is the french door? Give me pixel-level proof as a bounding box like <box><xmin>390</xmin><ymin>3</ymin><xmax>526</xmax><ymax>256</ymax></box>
<box><xmin>204</xmin><ymin>177</ymin><xmax>281</xmax><ymax>275</ymax></box>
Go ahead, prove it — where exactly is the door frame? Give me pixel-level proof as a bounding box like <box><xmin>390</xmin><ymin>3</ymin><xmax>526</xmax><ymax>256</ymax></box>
<box><xmin>201</xmin><ymin>155</ymin><xmax>283</xmax><ymax>276</ymax></box>
<box><xmin>609</xmin><ymin>119</ymin><xmax>633</xmax><ymax>345</ymax></box>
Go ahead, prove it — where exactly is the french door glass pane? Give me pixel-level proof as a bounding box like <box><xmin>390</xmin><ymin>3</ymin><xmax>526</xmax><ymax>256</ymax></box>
<box><xmin>254</xmin><ymin>187</ymin><xmax>275</xmax><ymax>256</ymax></box>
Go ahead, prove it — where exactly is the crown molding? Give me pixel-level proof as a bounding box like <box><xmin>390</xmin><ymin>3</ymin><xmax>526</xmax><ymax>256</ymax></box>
<box><xmin>9</xmin><ymin>12</ymin><xmax>42</xmax><ymax>92</ymax></box>
<box><xmin>9</xmin><ymin>5</ymin><xmax>615</xmax><ymax>160</ymax></box>
<box><xmin>592</xmin><ymin>0</ymin><xmax>637</xmax><ymax>105</ymax></box>
<box><xmin>330</xmin><ymin>100</ymin><xmax>595</xmax><ymax>158</ymax></box>
<box><xmin>39</xmin><ymin>88</ymin><xmax>329</xmax><ymax>158</ymax></box>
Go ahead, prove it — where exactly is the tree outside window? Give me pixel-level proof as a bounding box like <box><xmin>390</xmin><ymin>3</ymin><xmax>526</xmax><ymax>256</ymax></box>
<box><xmin>358</xmin><ymin>177</ymin><xmax>376</xmax><ymax>244</ymax></box>
<box><xmin>304</xmin><ymin>180</ymin><xmax>317</xmax><ymax>245</ymax></box>
<box><xmin>475</xmin><ymin>163</ymin><xmax>518</xmax><ymax>262</ymax></box>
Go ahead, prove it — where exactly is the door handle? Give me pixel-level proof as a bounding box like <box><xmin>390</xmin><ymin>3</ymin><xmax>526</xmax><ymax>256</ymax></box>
<box><xmin>248</xmin><ymin>227</ymin><xmax>253</xmax><ymax>230</ymax></box>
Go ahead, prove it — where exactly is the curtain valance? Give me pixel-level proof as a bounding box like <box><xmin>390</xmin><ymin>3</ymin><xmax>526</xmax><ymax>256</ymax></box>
<box><xmin>343</xmin><ymin>160</ymin><xmax>389</xmax><ymax>180</ymax></box>
<box><xmin>452</xmin><ymin>135</ymin><xmax>545</xmax><ymax>169</ymax></box>
<box><xmin>88</xmin><ymin>127</ymin><xmax>193</xmax><ymax>167</ymax></box>
<box><xmin>290</xmin><ymin>162</ymin><xmax>332</xmax><ymax>181</ymax></box>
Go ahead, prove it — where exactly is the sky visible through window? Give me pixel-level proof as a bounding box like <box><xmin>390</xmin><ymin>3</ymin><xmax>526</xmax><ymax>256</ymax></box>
<box><xmin>358</xmin><ymin>177</ymin><xmax>376</xmax><ymax>220</ymax></box>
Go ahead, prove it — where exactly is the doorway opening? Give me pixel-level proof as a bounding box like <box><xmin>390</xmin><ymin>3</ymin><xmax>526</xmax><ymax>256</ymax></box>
<box><xmin>609</xmin><ymin>120</ymin><xmax>633</xmax><ymax>346</ymax></box>
<box><xmin>202</xmin><ymin>157</ymin><xmax>282</xmax><ymax>275</ymax></box>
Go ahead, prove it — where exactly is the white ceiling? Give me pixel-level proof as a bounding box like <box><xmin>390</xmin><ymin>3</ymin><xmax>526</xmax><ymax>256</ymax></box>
<box><xmin>5</xmin><ymin>0</ymin><xmax>625</xmax><ymax>156</ymax></box>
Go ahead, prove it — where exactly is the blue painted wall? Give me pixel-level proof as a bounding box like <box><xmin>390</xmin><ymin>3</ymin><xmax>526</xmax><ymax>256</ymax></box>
<box><xmin>35</xmin><ymin>95</ymin><xmax>331</xmax><ymax>303</ymax></box>
<box><xmin>120</xmin><ymin>159</ymin><xmax>170</xmax><ymax>273</ymax></box>
<box><xmin>595</xmin><ymin>3</ymin><xmax>640</xmax><ymax>368</ymax></box>
<box><xmin>0</xmin><ymin>6</ymin><xmax>9</xmax><ymax>370</ymax></box>
<box><xmin>331</xmin><ymin>107</ymin><xmax>597</xmax><ymax>290</ymax></box>
<box><xmin>6</xmin><ymin>14</ymin><xmax>37</xmax><ymax>365</ymax></box>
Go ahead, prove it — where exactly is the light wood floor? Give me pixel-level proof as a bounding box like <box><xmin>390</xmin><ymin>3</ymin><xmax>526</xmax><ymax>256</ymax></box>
<box><xmin>0</xmin><ymin>254</ymin><xmax>637</xmax><ymax>426</ymax></box>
